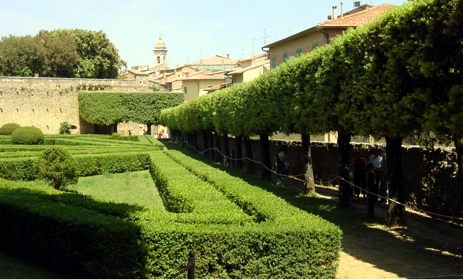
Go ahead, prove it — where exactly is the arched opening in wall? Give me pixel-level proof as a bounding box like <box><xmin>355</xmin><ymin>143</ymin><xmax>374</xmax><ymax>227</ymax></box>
<box><xmin>70</xmin><ymin>125</ymin><xmax>77</xmax><ymax>129</ymax></box>
<box><xmin>94</xmin><ymin>124</ymin><xmax>117</xmax><ymax>135</ymax></box>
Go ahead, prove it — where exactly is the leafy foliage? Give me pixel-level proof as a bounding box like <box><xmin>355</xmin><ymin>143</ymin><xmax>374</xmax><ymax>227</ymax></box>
<box><xmin>33</xmin><ymin>30</ymin><xmax>79</xmax><ymax>77</ymax></box>
<box><xmin>35</xmin><ymin>147</ymin><xmax>78</xmax><ymax>190</ymax></box>
<box><xmin>59</xmin><ymin>121</ymin><xmax>71</xmax><ymax>134</ymax></box>
<box><xmin>11</xmin><ymin>126</ymin><xmax>44</xmax><ymax>145</ymax></box>
<box><xmin>78</xmin><ymin>91</ymin><xmax>125</xmax><ymax>125</ymax></box>
<box><xmin>50</xmin><ymin>29</ymin><xmax>125</xmax><ymax>78</ymax></box>
<box><xmin>79</xmin><ymin>91</ymin><xmax>183</xmax><ymax>126</ymax></box>
<box><xmin>0</xmin><ymin>29</ymin><xmax>124</xmax><ymax>78</ymax></box>
<box><xmin>0</xmin><ymin>35</ymin><xmax>45</xmax><ymax>76</ymax></box>
<box><xmin>0</xmin><ymin>123</ymin><xmax>21</xmax><ymax>135</ymax></box>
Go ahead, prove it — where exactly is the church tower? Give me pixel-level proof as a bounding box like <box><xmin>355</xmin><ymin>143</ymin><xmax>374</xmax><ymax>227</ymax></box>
<box><xmin>153</xmin><ymin>36</ymin><xmax>168</xmax><ymax>67</ymax></box>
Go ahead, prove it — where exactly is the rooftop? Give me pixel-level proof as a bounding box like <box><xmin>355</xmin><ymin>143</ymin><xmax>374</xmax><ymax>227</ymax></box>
<box><xmin>263</xmin><ymin>3</ymin><xmax>397</xmax><ymax>49</ymax></box>
<box><xmin>317</xmin><ymin>4</ymin><xmax>396</xmax><ymax>27</ymax></box>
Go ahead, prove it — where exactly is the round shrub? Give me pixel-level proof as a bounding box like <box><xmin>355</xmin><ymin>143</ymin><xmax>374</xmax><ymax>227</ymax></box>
<box><xmin>59</xmin><ymin>121</ymin><xmax>71</xmax><ymax>134</ymax></box>
<box><xmin>36</xmin><ymin>147</ymin><xmax>78</xmax><ymax>190</ymax></box>
<box><xmin>0</xmin><ymin>123</ymin><xmax>21</xmax><ymax>135</ymax></box>
<box><xmin>11</xmin><ymin>126</ymin><xmax>44</xmax><ymax>145</ymax></box>
<box><xmin>111</xmin><ymin>132</ymin><xmax>121</xmax><ymax>139</ymax></box>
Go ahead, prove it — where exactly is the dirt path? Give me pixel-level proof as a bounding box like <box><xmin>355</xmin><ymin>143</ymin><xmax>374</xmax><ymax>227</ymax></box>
<box><xmin>285</xmin><ymin>179</ymin><xmax>463</xmax><ymax>279</ymax></box>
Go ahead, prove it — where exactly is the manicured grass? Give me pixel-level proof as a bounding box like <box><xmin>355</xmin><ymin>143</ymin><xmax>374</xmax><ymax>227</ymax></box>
<box><xmin>65</xmin><ymin>171</ymin><xmax>165</xmax><ymax>210</ymax></box>
<box><xmin>0</xmin><ymin>251</ymin><xmax>72</xmax><ymax>279</ymax></box>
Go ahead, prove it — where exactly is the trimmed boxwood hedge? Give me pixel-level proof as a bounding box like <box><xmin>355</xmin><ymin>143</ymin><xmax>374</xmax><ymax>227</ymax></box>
<box><xmin>0</xmin><ymin>123</ymin><xmax>20</xmax><ymax>135</ymax></box>
<box><xmin>11</xmin><ymin>126</ymin><xmax>44</xmax><ymax>145</ymax></box>
<box><xmin>0</xmin><ymin>150</ymin><xmax>342</xmax><ymax>279</ymax></box>
<box><xmin>0</xmin><ymin>152</ymin><xmax>152</xmax><ymax>181</ymax></box>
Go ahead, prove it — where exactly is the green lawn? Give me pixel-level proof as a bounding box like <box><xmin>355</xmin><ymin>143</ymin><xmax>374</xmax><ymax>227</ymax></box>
<box><xmin>0</xmin><ymin>251</ymin><xmax>81</xmax><ymax>279</ymax></box>
<box><xmin>1</xmin><ymin>170</ymin><xmax>165</xmax><ymax>278</ymax></box>
<box><xmin>65</xmin><ymin>171</ymin><xmax>165</xmax><ymax>210</ymax></box>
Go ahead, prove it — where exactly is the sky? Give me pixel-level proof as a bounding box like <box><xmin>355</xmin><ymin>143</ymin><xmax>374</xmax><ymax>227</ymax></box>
<box><xmin>0</xmin><ymin>0</ymin><xmax>408</xmax><ymax>68</ymax></box>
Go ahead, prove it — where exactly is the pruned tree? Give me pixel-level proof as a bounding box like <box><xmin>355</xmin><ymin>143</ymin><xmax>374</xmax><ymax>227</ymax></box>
<box><xmin>36</xmin><ymin>147</ymin><xmax>78</xmax><ymax>190</ymax></box>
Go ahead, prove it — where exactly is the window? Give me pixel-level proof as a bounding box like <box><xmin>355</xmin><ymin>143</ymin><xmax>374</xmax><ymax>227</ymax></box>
<box><xmin>183</xmin><ymin>86</ymin><xmax>188</xmax><ymax>94</ymax></box>
<box><xmin>271</xmin><ymin>56</ymin><xmax>276</xmax><ymax>69</ymax></box>
<box><xmin>283</xmin><ymin>52</ymin><xmax>288</xmax><ymax>63</ymax></box>
<box><xmin>312</xmin><ymin>43</ymin><xmax>318</xmax><ymax>50</ymax></box>
<box><xmin>296</xmin><ymin>48</ymin><xmax>302</xmax><ymax>57</ymax></box>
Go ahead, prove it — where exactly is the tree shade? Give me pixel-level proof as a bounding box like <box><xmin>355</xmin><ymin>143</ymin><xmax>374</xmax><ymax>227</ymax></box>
<box><xmin>159</xmin><ymin>0</ymin><xmax>463</xmax><ymax>225</ymax></box>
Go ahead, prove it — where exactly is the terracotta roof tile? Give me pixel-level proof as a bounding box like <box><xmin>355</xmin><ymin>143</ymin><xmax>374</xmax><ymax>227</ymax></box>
<box><xmin>238</xmin><ymin>53</ymin><xmax>267</xmax><ymax>63</ymax></box>
<box><xmin>228</xmin><ymin>60</ymin><xmax>270</xmax><ymax>75</ymax></box>
<box><xmin>203</xmin><ymin>83</ymin><xmax>232</xmax><ymax>92</ymax></box>
<box><xmin>317</xmin><ymin>4</ymin><xmax>396</xmax><ymax>27</ymax></box>
<box><xmin>186</xmin><ymin>55</ymin><xmax>238</xmax><ymax>65</ymax></box>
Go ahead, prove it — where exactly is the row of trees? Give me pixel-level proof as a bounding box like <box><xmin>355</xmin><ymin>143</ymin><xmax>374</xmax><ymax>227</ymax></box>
<box><xmin>0</xmin><ymin>29</ymin><xmax>125</xmax><ymax>78</ymax></box>
<box><xmin>160</xmin><ymin>0</ymin><xmax>463</xmax><ymax>227</ymax></box>
<box><xmin>79</xmin><ymin>91</ymin><xmax>184</xmax><ymax>135</ymax></box>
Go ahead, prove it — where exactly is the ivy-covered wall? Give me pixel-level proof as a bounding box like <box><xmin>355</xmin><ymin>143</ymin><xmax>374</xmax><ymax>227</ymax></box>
<box><xmin>0</xmin><ymin>76</ymin><xmax>151</xmax><ymax>134</ymax></box>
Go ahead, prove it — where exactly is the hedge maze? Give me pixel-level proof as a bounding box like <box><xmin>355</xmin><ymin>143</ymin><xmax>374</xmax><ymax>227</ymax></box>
<box><xmin>0</xmin><ymin>134</ymin><xmax>341</xmax><ymax>278</ymax></box>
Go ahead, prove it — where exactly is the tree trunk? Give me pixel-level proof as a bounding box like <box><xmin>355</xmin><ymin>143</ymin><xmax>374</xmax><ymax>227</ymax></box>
<box><xmin>179</xmin><ymin>132</ymin><xmax>185</xmax><ymax>148</ymax></box>
<box><xmin>207</xmin><ymin>130</ymin><xmax>214</xmax><ymax>161</ymax></box>
<box><xmin>244</xmin><ymin>136</ymin><xmax>255</xmax><ymax>174</ymax></box>
<box><xmin>260</xmin><ymin>134</ymin><xmax>272</xmax><ymax>180</ymax></box>
<box><xmin>185</xmin><ymin>133</ymin><xmax>189</xmax><ymax>149</ymax></box>
<box><xmin>201</xmin><ymin>130</ymin><xmax>208</xmax><ymax>159</ymax></box>
<box><xmin>222</xmin><ymin>133</ymin><xmax>230</xmax><ymax>166</ymax></box>
<box><xmin>214</xmin><ymin>133</ymin><xmax>222</xmax><ymax>163</ymax></box>
<box><xmin>337</xmin><ymin>130</ymin><xmax>352</xmax><ymax>207</ymax></box>
<box><xmin>386</xmin><ymin>136</ymin><xmax>407</xmax><ymax>227</ymax></box>
<box><xmin>452</xmin><ymin>135</ymin><xmax>463</xmax><ymax>216</ymax></box>
<box><xmin>192</xmin><ymin>132</ymin><xmax>198</xmax><ymax>152</ymax></box>
<box><xmin>235</xmin><ymin>135</ymin><xmax>243</xmax><ymax>170</ymax></box>
<box><xmin>188</xmin><ymin>133</ymin><xmax>194</xmax><ymax>151</ymax></box>
<box><xmin>301</xmin><ymin>133</ymin><xmax>316</xmax><ymax>195</ymax></box>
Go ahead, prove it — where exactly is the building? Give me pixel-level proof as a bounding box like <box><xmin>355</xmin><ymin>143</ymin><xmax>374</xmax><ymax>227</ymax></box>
<box><xmin>153</xmin><ymin>37</ymin><xmax>168</xmax><ymax>67</ymax></box>
<box><xmin>184</xmin><ymin>55</ymin><xmax>238</xmax><ymax>72</ymax></box>
<box><xmin>261</xmin><ymin>2</ymin><xmax>396</xmax><ymax>142</ymax></box>
<box><xmin>262</xmin><ymin>3</ymin><xmax>396</xmax><ymax>69</ymax></box>
<box><xmin>180</xmin><ymin>69</ymin><xmax>229</xmax><ymax>102</ymax></box>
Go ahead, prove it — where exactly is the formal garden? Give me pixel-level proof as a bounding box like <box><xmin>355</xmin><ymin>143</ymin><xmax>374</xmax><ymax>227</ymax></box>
<box><xmin>0</xmin><ymin>129</ymin><xmax>343</xmax><ymax>278</ymax></box>
<box><xmin>1</xmin><ymin>0</ymin><xmax>463</xmax><ymax>278</ymax></box>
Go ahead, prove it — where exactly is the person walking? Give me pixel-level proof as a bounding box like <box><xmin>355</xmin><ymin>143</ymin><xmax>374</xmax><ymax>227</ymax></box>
<box><xmin>283</xmin><ymin>158</ymin><xmax>290</xmax><ymax>180</ymax></box>
<box><xmin>276</xmin><ymin>145</ymin><xmax>288</xmax><ymax>181</ymax></box>
<box><xmin>377</xmin><ymin>149</ymin><xmax>387</xmax><ymax>204</ymax></box>
<box><xmin>366</xmin><ymin>163</ymin><xmax>379</xmax><ymax>218</ymax></box>
<box><xmin>352</xmin><ymin>151</ymin><xmax>367</xmax><ymax>198</ymax></box>
<box><xmin>368</xmin><ymin>149</ymin><xmax>383</xmax><ymax>202</ymax></box>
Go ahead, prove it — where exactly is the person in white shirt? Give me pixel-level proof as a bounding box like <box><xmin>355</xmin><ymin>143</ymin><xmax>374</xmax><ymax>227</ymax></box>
<box><xmin>368</xmin><ymin>149</ymin><xmax>382</xmax><ymax>170</ymax></box>
<box><xmin>368</xmin><ymin>149</ymin><xmax>383</xmax><ymax>202</ymax></box>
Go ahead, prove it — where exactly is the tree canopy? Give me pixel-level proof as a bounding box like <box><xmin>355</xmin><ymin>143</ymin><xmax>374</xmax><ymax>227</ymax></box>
<box><xmin>0</xmin><ymin>29</ymin><xmax>125</xmax><ymax>78</ymax></box>
<box><xmin>160</xmin><ymin>0</ymin><xmax>463</xmax><ymax>226</ymax></box>
<box><xmin>79</xmin><ymin>91</ymin><xmax>184</xmax><ymax>126</ymax></box>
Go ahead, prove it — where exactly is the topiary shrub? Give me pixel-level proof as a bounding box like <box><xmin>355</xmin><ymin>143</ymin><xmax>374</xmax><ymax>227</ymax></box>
<box><xmin>11</xmin><ymin>126</ymin><xmax>44</xmax><ymax>145</ymax></box>
<box><xmin>111</xmin><ymin>132</ymin><xmax>121</xmax><ymax>139</ymax></box>
<box><xmin>35</xmin><ymin>147</ymin><xmax>78</xmax><ymax>190</ymax></box>
<box><xmin>0</xmin><ymin>123</ymin><xmax>21</xmax><ymax>135</ymax></box>
<box><xmin>59</xmin><ymin>121</ymin><xmax>71</xmax><ymax>134</ymax></box>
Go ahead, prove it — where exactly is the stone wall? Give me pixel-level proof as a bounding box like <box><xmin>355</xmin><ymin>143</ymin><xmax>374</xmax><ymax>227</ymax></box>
<box><xmin>186</xmin><ymin>132</ymin><xmax>461</xmax><ymax>218</ymax></box>
<box><xmin>0</xmin><ymin>76</ymin><xmax>150</xmax><ymax>134</ymax></box>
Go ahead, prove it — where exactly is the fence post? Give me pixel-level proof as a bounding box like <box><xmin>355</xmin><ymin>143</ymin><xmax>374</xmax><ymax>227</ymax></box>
<box><xmin>187</xmin><ymin>250</ymin><xmax>195</xmax><ymax>279</ymax></box>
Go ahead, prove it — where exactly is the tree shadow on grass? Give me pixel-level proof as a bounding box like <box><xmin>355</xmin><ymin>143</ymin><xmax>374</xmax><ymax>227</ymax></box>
<box><xmin>0</xmin><ymin>186</ymin><xmax>150</xmax><ymax>278</ymax></box>
<box><xmin>163</xmin><ymin>141</ymin><xmax>463</xmax><ymax>278</ymax></box>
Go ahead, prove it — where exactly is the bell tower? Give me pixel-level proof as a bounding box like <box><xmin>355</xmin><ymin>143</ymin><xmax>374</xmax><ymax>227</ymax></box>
<box><xmin>153</xmin><ymin>35</ymin><xmax>168</xmax><ymax>67</ymax></box>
